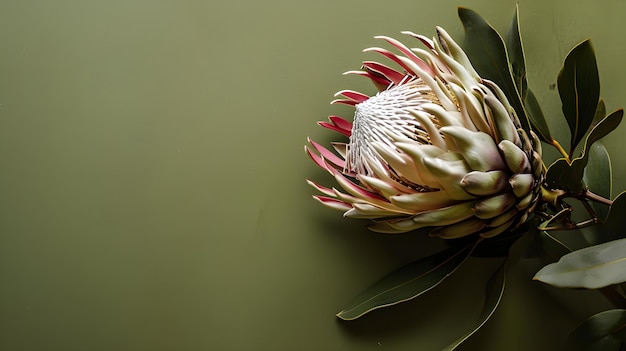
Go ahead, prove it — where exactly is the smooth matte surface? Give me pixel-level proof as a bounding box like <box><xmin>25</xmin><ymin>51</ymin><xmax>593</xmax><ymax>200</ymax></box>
<box><xmin>0</xmin><ymin>0</ymin><xmax>624</xmax><ymax>350</ymax></box>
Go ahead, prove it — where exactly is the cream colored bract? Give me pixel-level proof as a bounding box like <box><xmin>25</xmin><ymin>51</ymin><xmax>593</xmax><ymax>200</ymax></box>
<box><xmin>306</xmin><ymin>27</ymin><xmax>544</xmax><ymax>238</ymax></box>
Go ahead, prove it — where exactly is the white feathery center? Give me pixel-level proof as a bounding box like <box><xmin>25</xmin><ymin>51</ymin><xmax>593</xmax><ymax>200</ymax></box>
<box><xmin>346</xmin><ymin>80</ymin><xmax>438</xmax><ymax>176</ymax></box>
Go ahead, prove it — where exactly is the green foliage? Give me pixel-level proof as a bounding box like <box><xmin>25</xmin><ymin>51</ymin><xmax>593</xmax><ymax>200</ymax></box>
<box><xmin>601</xmin><ymin>191</ymin><xmax>626</xmax><ymax>241</ymax></box>
<box><xmin>533</xmin><ymin>238</ymin><xmax>626</xmax><ymax>289</ymax></box>
<box><xmin>458</xmin><ymin>7</ymin><xmax>531</xmax><ymax>133</ymax></box>
<box><xmin>545</xmin><ymin>158</ymin><xmax>586</xmax><ymax>192</ymax></box>
<box><xmin>504</xmin><ymin>5</ymin><xmax>527</xmax><ymax>101</ymax></box>
<box><xmin>562</xmin><ymin>309</ymin><xmax>626</xmax><ymax>350</ymax></box>
<box><xmin>593</xmin><ymin>99</ymin><xmax>607</xmax><ymax>129</ymax></box>
<box><xmin>336</xmin><ymin>241</ymin><xmax>477</xmax><ymax>320</ymax></box>
<box><xmin>557</xmin><ymin>40</ymin><xmax>600</xmax><ymax>156</ymax></box>
<box><xmin>442</xmin><ymin>262</ymin><xmax>506</xmax><ymax>351</ymax></box>
<box><xmin>335</xmin><ymin>5</ymin><xmax>626</xmax><ymax>349</ymax></box>
<box><xmin>582</xmin><ymin>109</ymin><xmax>624</xmax><ymax>155</ymax></box>
<box><xmin>525</xmin><ymin>88</ymin><xmax>553</xmax><ymax>143</ymax></box>
<box><xmin>545</xmin><ymin>109</ymin><xmax>623</xmax><ymax>191</ymax></box>
<box><xmin>583</xmin><ymin>143</ymin><xmax>612</xmax><ymax>221</ymax></box>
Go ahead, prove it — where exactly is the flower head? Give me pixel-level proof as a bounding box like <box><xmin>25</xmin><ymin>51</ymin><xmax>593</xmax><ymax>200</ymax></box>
<box><xmin>306</xmin><ymin>27</ymin><xmax>544</xmax><ymax>239</ymax></box>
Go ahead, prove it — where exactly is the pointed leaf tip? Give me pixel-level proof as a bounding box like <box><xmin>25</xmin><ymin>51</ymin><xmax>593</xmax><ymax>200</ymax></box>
<box><xmin>458</xmin><ymin>7</ymin><xmax>531</xmax><ymax>134</ymax></box>
<box><xmin>533</xmin><ymin>238</ymin><xmax>626</xmax><ymax>289</ymax></box>
<box><xmin>336</xmin><ymin>241</ymin><xmax>478</xmax><ymax>320</ymax></box>
<box><xmin>557</xmin><ymin>39</ymin><xmax>600</xmax><ymax>155</ymax></box>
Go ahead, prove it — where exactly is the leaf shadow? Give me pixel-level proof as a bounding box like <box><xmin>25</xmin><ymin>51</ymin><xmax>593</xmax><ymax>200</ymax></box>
<box><xmin>334</xmin><ymin>257</ymin><xmax>502</xmax><ymax>349</ymax></box>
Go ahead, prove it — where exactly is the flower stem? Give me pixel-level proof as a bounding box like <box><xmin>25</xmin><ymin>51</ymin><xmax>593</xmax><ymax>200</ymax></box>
<box><xmin>551</xmin><ymin>139</ymin><xmax>571</xmax><ymax>163</ymax></box>
<box><xmin>583</xmin><ymin>189</ymin><xmax>613</xmax><ymax>206</ymax></box>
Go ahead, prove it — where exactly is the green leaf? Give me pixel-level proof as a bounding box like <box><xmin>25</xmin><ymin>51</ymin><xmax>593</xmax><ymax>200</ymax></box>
<box><xmin>533</xmin><ymin>230</ymin><xmax>573</xmax><ymax>259</ymax></box>
<box><xmin>581</xmin><ymin>109</ymin><xmax>624</xmax><ymax>156</ymax></box>
<box><xmin>504</xmin><ymin>4</ymin><xmax>552</xmax><ymax>143</ymax></box>
<box><xmin>561</xmin><ymin>309</ymin><xmax>626</xmax><ymax>351</ymax></box>
<box><xmin>336</xmin><ymin>241</ymin><xmax>478</xmax><ymax>320</ymax></box>
<box><xmin>533</xmin><ymin>238</ymin><xmax>626</xmax><ymax>289</ymax></box>
<box><xmin>458</xmin><ymin>7</ymin><xmax>530</xmax><ymax>133</ymax></box>
<box><xmin>442</xmin><ymin>262</ymin><xmax>506</xmax><ymax>351</ymax></box>
<box><xmin>537</xmin><ymin>207</ymin><xmax>574</xmax><ymax>232</ymax></box>
<box><xmin>533</xmin><ymin>210</ymin><xmax>574</xmax><ymax>260</ymax></box>
<box><xmin>545</xmin><ymin>158</ymin><xmax>585</xmax><ymax>192</ymax></box>
<box><xmin>505</xmin><ymin>4</ymin><xmax>527</xmax><ymax>100</ymax></box>
<box><xmin>545</xmin><ymin>109</ymin><xmax>622</xmax><ymax>192</ymax></box>
<box><xmin>602</xmin><ymin>191</ymin><xmax>626</xmax><ymax>241</ymax></box>
<box><xmin>592</xmin><ymin>99</ymin><xmax>607</xmax><ymax>129</ymax></box>
<box><xmin>525</xmin><ymin>88</ymin><xmax>553</xmax><ymax>143</ymax></box>
<box><xmin>557</xmin><ymin>40</ymin><xmax>600</xmax><ymax>155</ymax></box>
<box><xmin>583</xmin><ymin>142</ymin><xmax>612</xmax><ymax>222</ymax></box>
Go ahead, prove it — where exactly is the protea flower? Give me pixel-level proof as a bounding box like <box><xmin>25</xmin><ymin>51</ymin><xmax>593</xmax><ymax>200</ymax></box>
<box><xmin>305</xmin><ymin>27</ymin><xmax>544</xmax><ymax>239</ymax></box>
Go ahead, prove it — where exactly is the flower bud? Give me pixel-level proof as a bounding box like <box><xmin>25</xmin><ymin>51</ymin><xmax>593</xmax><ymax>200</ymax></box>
<box><xmin>306</xmin><ymin>28</ymin><xmax>544</xmax><ymax>239</ymax></box>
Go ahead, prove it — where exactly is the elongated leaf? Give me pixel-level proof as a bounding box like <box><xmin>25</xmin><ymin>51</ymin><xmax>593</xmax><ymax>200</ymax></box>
<box><xmin>533</xmin><ymin>238</ymin><xmax>626</xmax><ymax>289</ymax></box>
<box><xmin>443</xmin><ymin>262</ymin><xmax>506</xmax><ymax>351</ymax></box>
<box><xmin>557</xmin><ymin>40</ymin><xmax>600</xmax><ymax>155</ymax></box>
<box><xmin>583</xmin><ymin>142</ymin><xmax>612</xmax><ymax>222</ymax></box>
<box><xmin>525</xmin><ymin>89</ymin><xmax>553</xmax><ymax>143</ymax></box>
<box><xmin>336</xmin><ymin>241</ymin><xmax>478</xmax><ymax>320</ymax></box>
<box><xmin>505</xmin><ymin>6</ymin><xmax>553</xmax><ymax>143</ymax></box>
<box><xmin>562</xmin><ymin>309</ymin><xmax>626</xmax><ymax>351</ymax></box>
<box><xmin>592</xmin><ymin>99</ymin><xmax>606</xmax><ymax>129</ymax></box>
<box><xmin>458</xmin><ymin>7</ymin><xmax>530</xmax><ymax>133</ymax></box>
<box><xmin>505</xmin><ymin>5</ymin><xmax>527</xmax><ymax>100</ymax></box>
<box><xmin>581</xmin><ymin>109</ymin><xmax>624</xmax><ymax>155</ymax></box>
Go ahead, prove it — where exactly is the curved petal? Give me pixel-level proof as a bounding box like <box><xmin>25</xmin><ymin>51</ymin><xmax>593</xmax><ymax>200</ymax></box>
<box><xmin>313</xmin><ymin>196</ymin><xmax>353</xmax><ymax>211</ymax></box>
<box><xmin>343</xmin><ymin>70</ymin><xmax>390</xmax><ymax>91</ymax></box>
<box><xmin>390</xmin><ymin>190</ymin><xmax>456</xmax><ymax>212</ymax></box>
<box><xmin>460</xmin><ymin>170</ymin><xmax>509</xmax><ymax>196</ymax></box>
<box><xmin>509</xmin><ymin>173</ymin><xmax>534</xmax><ymax>198</ymax></box>
<box><xmin>473</xmin><ymin>193</ymin><xmax>517</xmax><ymax>219</ymax></box>
<box><xmin>409</xmin><ymin>110</ymin><xmax>447</xmax><ymax>149</ymax></box>
<box><xmin>348</xmin><ymin>202</ymin><xmax>404</xmax><ymax>218</ymax></box>
<box><xmin>499</xmin><ymin>139</ymin><xmax>531</xmax><ymax>174</ymax></box>
<box><xmin>430</xmin><ymin>217</ymin><xmax>486</xmax><ymax>239</ymax></box>
<box><xmin>484</xmin><ymin>95</ymin><xmax>519</xmax><ymax>144</ymax></box>
<box><xmin>384</xmin><ymin>201</ymin><xmax>477</xmax><ymax>232</ymax></box>
<box><xmin>305</xmin><ymin>145</ymin><xmax>333</xmax><ymax>173</ymax></box>
<box><xmin>400</xmin><ymin>30</ymin><xmax>434</xmax><ymax>50</ymax></box>
<box><xmin>392</xmin><ymin>143</ymin><xmax>444</xmax><ymax>188</ymax></box>
<box><xmin>440</xmin><ymin>126</ymin><xmax>507</xmax><ymax>172</ymax></box>
<box><xmin>480</xmin><ymin>217</ymin><xmax>516</xmax><ymax>238</ymax></box>
<box><xmin>434</xmin><ymin>27</ymin><xmax>480</xmax><ymax>80</ymax></box>
<box><xmin>371</xmin><ymin>142</ymin><xmax>431</xmax><ymax>187</ymax></box>
<box><xmin>318</xmin><ymin>115</ymin><xmax>352</xmax><ymax>137</ymax></box>
<box><xmin>423</xmin><ymin>157</ymin><xmax>476</xmax><ymax>200</ymax></box>
<box><xmin>363</xmin><ymin>47</ymin><xmax>414</xmax><ymax>74</ymax></box>
<box><xmin>307</xmin><ymin>179</ymin><xmax>336</xmax><ymax>197</ymax></box>
<box><xmin>359</xmin><ymin>174</ymin><xmax>402</xmax><ymax>199</ymax></box>
<box><xmin>330</xmin><ymin>98</ymin><xmax>357</xmax><ymax>106</ymax></box>
<box><xmin>362</xmin><ymin>61</ymin><xmax>405</xmax><ymax>85</ymax></box>
<box><xmin>420</xmin><ymin>103</ymin><xmax>465</xmax><ymax>129</ymax></box>
<box><xmin>308</xmin><ymin>138</ymin><xmax>346</xmax><ymax>169</ymax></box>
<box><xmin>374</xmin><ymin>35</ymin><xmax>435</xmax><ymax>76</ymax></box>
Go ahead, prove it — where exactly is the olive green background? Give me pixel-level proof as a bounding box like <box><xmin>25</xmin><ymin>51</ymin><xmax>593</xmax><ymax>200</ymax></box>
<box><xmin>0</xmin><ymin>0</ymin><xmax>624</xmax><ymax>350</ymax></box>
